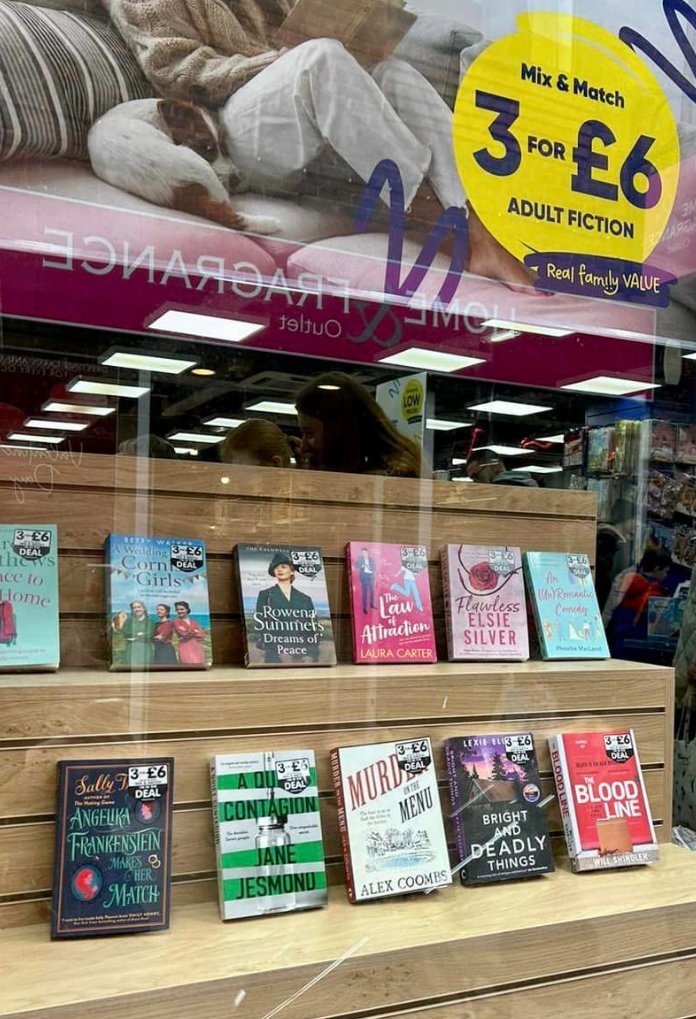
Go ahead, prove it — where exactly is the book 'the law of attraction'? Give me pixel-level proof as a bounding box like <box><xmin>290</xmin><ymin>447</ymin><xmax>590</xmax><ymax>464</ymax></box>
<box><xmin>331</xmin><ymin>737</ymin><xmax>451</xmax><ymax>902</ymax></box>
<box><xmin>346</xmin><ymin>543</ymin><xmax>436</xmax><ymax>664</ymax></box>
<box><xmin>549</xmin><ymin>730</ymin><xmax>658</xmax><ymax>872</ymax></box>
<box><xmin>105</xmin><ymin>534</ymin><xmax>212</xmax><ymax>670</ymax></box>
<box><xmin>211</xmin><ymin>750</ymin><xmax>327</xmax><ymax>920</ymax></box>
<box><xmin>0</xmin><ymin>524</ymin><xmax>59</xmax><ymax>671</ymax></box>
<box><xmin>235</xmin><ymin>543</ymin><xmax>336</xmax><ymax>667</ymax></box>
<box><xmin>523</xmin><ymin>551</ymin><xmax>609</xmax><ymax>660</ymax></box>
<box><xmin>51</xmin><ymin>758</ymin><xmax>174</xmax><ymax>938</ymax></box>
<box><xmin>444</xmin><ymin>733</ymin><xmax>554</xmax><ymax>885</ymax></box>
<box><xmin>440</xmin><ymin>545</ymin><xmax>529</xmax><ymax>661</ymax></box>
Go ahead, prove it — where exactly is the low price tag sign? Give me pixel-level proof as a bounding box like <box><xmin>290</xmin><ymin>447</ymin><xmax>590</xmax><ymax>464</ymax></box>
<box><xmin>454</xmin><ymin>13</ymin><xmax>681</xmax><ymax>305</ymax></box>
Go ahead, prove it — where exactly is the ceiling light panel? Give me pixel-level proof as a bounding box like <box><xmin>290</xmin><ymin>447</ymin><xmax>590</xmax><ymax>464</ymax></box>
<box><xmin>42</xmin><ymin>401</ymin><xmax>115</xmax><ymax>416</ymax></box>
<box><xmin>561</xmin><ymin>376</ymin><xmax>660</xmax><ymax>396</ymax></box>
<box><xmin>482</xmin><ymin>318</ymin><xmax>573</xmax><ymax>337</ymax></box>
<box><xmin>204</xmin><ymin>417</ymin><xmax>245</xmax><ymax>429</ymax></box>
<box><xmin>25</xmin><ymin>418</ymin><xmax>89</xmax><ymax>432</ymax></box>
<box><xmin>470</xmin><ymin>400</ymin><xmax>552</xmax><ymax>416</ymax></box>
<box><xmin>512</xmin><ymin>465</ymin><xmax>564</xmax><ymax>474</ymax></box>
<box><xmin>68</xmin><ymin>379</ymin><xmax>150</xmax><ymax>398</ymax></box>
<box><xmin>378</xmin><ymin>347</ymin><xmax>485</xmax><ymax>373</ymax></box>
<box><xmin>149</xmin><ymin>310</ymin><xmax>264</xmax><ymax>343</ymax></box>
<box><xmin>426</xmin><ymin>419</ymin><xmax>472</xmax><ymax>431</ymax></box>
<box><xmin>100</xmin><ymin>351</ymin><xmax>197</xmax><ymax>374</ymax></box>
<box><xmin>9</xmin><ymin>432</ymin><xmax>65</xmax><ymax>444</ymax></box>
<box><xmin>472</xmin><ymin>445</ymin><xmax>529</xmax><ymax>457</ymax></box>
<box><xmin>246</xmin><ymin>400</ymin><xmax>298</xmax><ymax>415</ymax></box>
<box><xmin>167</xmin><ymin>432</ymin><xmax>226</xmax><ymax>444</ymax></box>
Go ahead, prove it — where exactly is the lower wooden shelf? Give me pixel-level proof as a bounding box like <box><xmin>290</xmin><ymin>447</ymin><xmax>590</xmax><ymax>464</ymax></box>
<box><xmin>3</xmin><ymin>844</ymin><xmax>696</xmax><ymax>1019</ymax></box>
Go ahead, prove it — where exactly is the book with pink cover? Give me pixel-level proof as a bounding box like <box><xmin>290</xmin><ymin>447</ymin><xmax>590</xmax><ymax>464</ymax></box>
<box><xmin>346</xmin><ymin>543</ymin><xmax>436</xmax><ymax>664</ymax></box>
<box><xmin>440</xmin><ymin>545</ymin><xmax>529</xmax><ymax>661</ymax></box>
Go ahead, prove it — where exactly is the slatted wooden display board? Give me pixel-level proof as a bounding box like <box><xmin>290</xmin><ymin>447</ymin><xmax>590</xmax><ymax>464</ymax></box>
<box><xmin>0</xmin><ymin>453</ymin><xmax>688</xmax><ymax>1019</ymax></box>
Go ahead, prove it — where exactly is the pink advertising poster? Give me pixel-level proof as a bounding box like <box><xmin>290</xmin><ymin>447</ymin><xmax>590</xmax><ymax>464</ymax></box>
<box><xmin>346</xmin><ymin>543</ymin><xmax>436</xmax><ymax>665</ymax></box>
<box><xmin>441</xmin><ymin>545</ymin><xmax>529</xmax><ymax>662</ymax></box>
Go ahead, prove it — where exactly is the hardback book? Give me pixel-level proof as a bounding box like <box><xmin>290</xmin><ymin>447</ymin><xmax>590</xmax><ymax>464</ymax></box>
<box><xmin>51</xmin><ymin>758</ymin><xmax>174</xmax><ymax>937</ymax></box>
<box><xmin>549</xmin><ymin>731</ymin><xmax>658</xmax><ymax>872</ymax></box>
<box><xmin>444</xmin><ymin>733</ymin><xmax>554</xmax><ymax>885</ymax></box>
<box><xmin>274</xmin><ymin>0</ymin><xmax>416</xmax><ymax>67</ymax></box>
<box><xmin>331</xmin><ymin>737</ymin><xmax>451</xmax><ymax>902</ymax></box>
<box><xmin>0</xmin><ymin>525</ymin><xmax>59</xmax><ymax>671</ymax></box>
<box><xmin>523</xmin><ymin>552</ymin><xmax>610</xmax><ymax>660</ymax></box>
<box><xmin>235</xmin><ymin>543</ymin><xmax>336</xmax><ymax>667</ymax></box>
<box><xmin>440</xmin><ymin>545</ymin><xmax>528</xmax><ymax>661</ymax></box>
<box><xmin>347</xmin><ymin>542</ymin><xmax>436</xmax><ymax>664</ymax></box>
<box><xmin>105</xmin><ymin>535</ymin><xmax>212</xmax><ymax>671</ymax></box>
<box><xmin>211</xmin><ymin>750</ymin><xmax>327</xmax><ymax>920</ymax></box>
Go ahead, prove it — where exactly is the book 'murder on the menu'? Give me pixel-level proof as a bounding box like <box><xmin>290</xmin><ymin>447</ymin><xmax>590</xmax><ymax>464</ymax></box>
<box><xmin>0</xmin><ymin>524</ymin><xmax>59</xmax><ymax>671</ymax></box>
<box><xmin>211</xmin><ymin>750</ymin><xmax>327</xmax><ymax>920</ymax></box>
<box><xmin>524</xmin><ymin>551</ymin><xmax>609</xmax><ymax>660</ymax></box>
<box><xmin>235</xmin><ymin>543</ymin><xmax>336</xmax><ymax>667</ymax></box>
<box><xmin>440</xmin><ymin>545</ymin><xmax>528</xmax><ymax>661</ymax></box>
<box><xmin>51</xmin><ymin>758</ymin><xmax>174</xmax><ymax>938</ymax></box>
<box><xmin>105</xmin><ymin>534</ymin><xmax>212</xmax><ymax>670</ymax></box>
<box><xmin>444</xmin><ymin>733</ymin><xmax>554</xmax><ymax>885</ymax></box>
<box><xmin>550</xmin><ymin>731</ymin><xmax>658</xmax><ymax>872</ymax></box>
<box><xmin>347</xmin><ymin>543</ymin><xmax>436</xmax><ymax>663</ymax></box>
<box><xmin>331</xmin><ymin>737</ymin><xmax>451</xmax><ymax>902</ymax></box>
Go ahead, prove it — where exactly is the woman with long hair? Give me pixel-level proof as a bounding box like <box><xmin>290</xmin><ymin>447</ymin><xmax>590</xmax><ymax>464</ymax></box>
<box><xmin>152</xmin><ymin>603</ymin><xmax>178</xmax><ymax>666</ymax></box>
<box><xmin>121</xmin><ymin>599</ymin><xmax>155</xmax><ymax>668</ymax></box>
<box><xmin>295</xmin><ymin>373</ymin><xmax>421</xmax><ymax>477</ymax></box>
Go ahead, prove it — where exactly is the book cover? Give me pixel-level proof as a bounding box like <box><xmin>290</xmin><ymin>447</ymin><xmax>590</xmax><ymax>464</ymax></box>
<box><xmin>440</xmin><ymin>545</ymin><xmax>528</xmax><ymax>661</ymax></box>
<box><xmin>331</xmin><ymin>737</ymin><xmax>451</xmax><ymax>902</ymax></box>
<box><xmin>587</xmin><ymin>427</ymin><xmax>614</xmax><ymax>474</ymax></box>
<box><xmin>678</xmin><ymin>425</ymin><xmax>696</xmax><ymax>465</ymax></box>
<box><xmin>51</xmin><ymin>758</ymin><xmax>174</xmax><ymax>937</ymax></box>
<box><xmin>645</xmin><ymin>420</ymin><xmax>677</xmax><ymax>463</ymax></box>
<box><xmin>524</xmin><ymin>552</ymin><xmax>609</xmax><ymax>660</ymax></box>
<box><xmin>105</xmin><ymin>535</ymin><xmax>211</xmax><ymax>670</ymax></box>
<box><xmin>444</xmin><ymin>733</ymin><xmax>554</xmax><ymax>885</ymax></box>
<box><xmin>0</xmin><ymin>525</ymin><xmax>59</xmax><ymax>671</ymax></box>
<box><xmin>211</xmin><ymin>750</ymin><xmax>327</xmax><ymax>920</ymax></box>
<box><xmin>647</xmin><ymin>595</ymin><xmax>685</xmax><ymax>640</ymax></box>
<box><xmin>235</xmin><ymin>543</ymin><xmax>336</xmax><ymax>667</ymax></box>
<box><xmin>347</xmin><ymin>543</ymin><xmax>436</xmax><ymax>664</ymax></box>
<box><xmin>549</xmin><ymin>731</ymin><xmax>658</xmax><ymax>872</ymax></box>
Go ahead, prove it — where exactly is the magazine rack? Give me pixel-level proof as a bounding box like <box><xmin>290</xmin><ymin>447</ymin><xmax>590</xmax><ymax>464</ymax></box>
<box><xmin>1</xmin><ymin>454</ymin><xmax>695</xmax><ymax>1019</ymax></box>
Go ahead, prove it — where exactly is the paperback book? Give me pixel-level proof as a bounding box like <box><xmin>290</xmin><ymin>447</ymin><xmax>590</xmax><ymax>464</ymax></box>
<box><xmin>105</xmin><ymin>535</ymin><xmax>211</xmax><ymax>670</ymax></box>
<box><xmin>444</xmin><ymin>733</ymin><xmax>554</xmax><ymax>884</ymax></box>
<box><xmin>51</xmin><ymin>758</ymin><xmax>174</xmax><ymax>937</ymax></box>
<box><xmin>549</xmin><ymin>730</ymin><xmax>658</xmax><ymax>871</ymax></box>
<box><xmin>524</xmin><ymin>552</ymin><xmax>609</xmax><ymax>660</ymax></box>
<box><xmin>211</xmin><ymin>750</ymin><xmax>327</xmax><ymax>920</ymax></box>
<box><xmin>331</xmin><ymin>737</ymin><xmax>451</xmax><ymax>902</ymax></box>
<box><xmin>235</xmin><ymin>543</ymin><xmax>336</xmax><ymax>667</ymax></box>
<box><xmin>347</xmin><ymin>543</ymin><xmax>436</xmax><ymax>663</ymax></box>
<box><xmin>440</xmin><ymin>545</ymin><xmax>528</xmax><ymax>661</ymax></box>
<box><xmin>0</xmin><ymin>525</ymin><xmax>59</xmax><ymax>671</ymax></box>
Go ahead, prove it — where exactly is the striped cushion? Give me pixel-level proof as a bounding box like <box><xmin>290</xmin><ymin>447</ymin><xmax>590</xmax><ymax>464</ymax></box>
<box><xmin>0</xmin><ymin>0</ymin><xmax>152</xmax><ymax>161</ymax></box>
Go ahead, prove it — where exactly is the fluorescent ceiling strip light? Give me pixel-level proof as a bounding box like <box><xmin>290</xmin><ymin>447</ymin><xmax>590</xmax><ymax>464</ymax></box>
<box><xmin>100</xmin><ymin>351</ymin><xmax>198</xmax><ymax>375</ymax></box>
<box><xmin>68</xmin><ymin>379</ymin><xmax>150</xmax><ymax>399</ymax></box>
<box><xmin>470</xmin><ymin>400</ymin><xmax>552</xmax><ymax>416</ymax></box>
<box><xmin>25</xmin><ymin>418</ymin><xmax>89</xmax><ymax>432</ymax></box>
<box><xmin>173</xmin><ymin>447</ymin><xmax>200</xmax><ymax>455</ymax></box>
<box><xmin>9</xmin><ymin>432</ymin><xmax>65</xmax><ymax>444</ymax></box>
<box><xmin>482</xmin><ymin>318</ymin><xmax>573</xmax><ymax>338</ymax></box>
<box><xmin>246</xmin><ymin>400</ymin><xmax>298</xmax><ymax>415</ymax></box>
<box><xmin>536</xmin><ymin>434</ymin><xmax>565</xmax><ymax>443</ymax></box>
<box><xmin>0</xmin><ymin>443</ymin><xmax>49</xmax><ymax>452</ymax></box>
<box><xmin>561</xmin><ymin>376</ymin><xmax>660</xmax><ymax>396</ymax></box>
<box><xmin>472</xmin><ymin>445</ymin><xmax>529</xmax><ymax>457</ymax></box>
<box><xmin>149</xmin><ymin>310</ymin><xmax>264</xmax><ymax>343</ymax></box>
<box><xmin>512</xmin><ymin>465</ymin><xmax>564</xmax><ymax>474</ymax></box>
<box><xmin>168</xmin><ymin>431</ymin><xmax>226</xmax><ymax>444</ymax></box>
<box><xmin>452</xmin><ymin>458</ymin><xmax>467</xmax><ymax>465</ymax></box>
<box><xmin>426</xmin><ymin>418</ymin><xmax>472</xmax><ymax>431</ymax></box>
<box><xmin>452</xmin><ymin>477</ymin><xmax>474</xmax><ymax>482</ymax></box>
<box><xmin>378</xmin><ymin>347</ymin><xmax>485</xmax><ymax>373</ymax></box>
<box><xmin>487</xmin><ymin>329</ymin><xmax>521</xmax><ymax>343</ymax></box>
<box><xmin>42</xmin><ymin>401</ymin><xmax>115</xmax><ymax>417</ymax></box>
<box><xmin>204</xmin><ymin>417</ymin><xmax>245</xmax><ymax>429</ymax></box>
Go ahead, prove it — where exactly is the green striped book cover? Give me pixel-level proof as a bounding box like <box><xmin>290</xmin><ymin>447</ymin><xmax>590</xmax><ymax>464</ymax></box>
<box><xmin>211</xmin><ymin>751</ymin><xmax>327</xmax><ymax>920</ymax></box>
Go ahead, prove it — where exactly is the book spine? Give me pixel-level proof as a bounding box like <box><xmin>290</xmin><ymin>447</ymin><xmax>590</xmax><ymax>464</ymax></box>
<box><xmin>50</xmin><ymin>762</ymin><xmax>68</xmax><ymax>938</ymax></box>
<box><xmin>346</xmin><ymin>544</ymin><xmax>361</xmax><ymax>664</ymax></box>
<box><xmin>443</xmin><ymin>741</ymin><xmax>467</xmax><ymax>875</ymax></box>
<box><xmin>232</xmin><ymin>545</ymin><xmax>251</xmax><ymax>668</ymax></box>
<box><xmin>331</xmin><ymin>749</ymin><xmax>356</xmax><ymax>903</ymax></box>
<box><xmin>523</xmin><ymin>555</ymin><xmax>549</xmax><ymax>659</ymax></box>
<box><xmin>549</xmin><ymin>735</ymin><xmax>581</xmax><ymax>859</ymax></box>
<box><xmin>209</xmin><ymin>760</ymin><xmax>227</xmax><ymax>920</ymax></box>
<box><xmin>440</xmin><ymin>548</ymin><xmax>454</xmax><ymax>662</ymax></box>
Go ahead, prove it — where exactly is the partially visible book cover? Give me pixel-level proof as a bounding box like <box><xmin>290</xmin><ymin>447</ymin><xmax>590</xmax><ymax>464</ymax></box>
<box><xmin>644</xmin><ymin>420</ymin><xmax>677</xmax><ymax>463</ymax></box>
<box><xmin>235</xmin><ymin>543</ymin><xmax>336</xmax><ymax>667</ymax></box>
<box><xmin>440</xmin><ymin>545</ymin><xmax>528</xmax><ymax>661</ymax></box>
<box><xmin>51</xmin><ymin>758</ymin><xmax>174</xmax><ymax>937</ymax></box>
<box><xmin>0</xmin><ymin>525</ymin><xmax>59</xmax><ymax>671</ymax></box>
<box><xmin>444</xmin><ymin>733</ymin><xmax>554</xmax><ymax>885</ymax></box>
<box><xmin>105</xmin><ymin>535</ymin><xmax>212</xmax><ymax>670</ymax></box>
<box><xmin>647</xmin><ymin>595</ymin><xmax>685</xmax><ymax>640</ymax></box>
<box><xmin>524</xmin><ymin>552</ymin><xmax>609</xmax><ymax>660</ymax></box>
<box><xmin>549</xmin><ymin>731</ymin><xmax>658</xmax><ymax>872</ymax></box>
<box><xmin>331</xmin><ymin>737</ymin><xmax>451</xmax><ymax>902</ymax></box>
<box><xmin>347</xmin><ymin>543</ymin><xmax>436</xmax><ymax>664</ymax></box>
<box><xmin>587</xmin><ymin>427</ymin><xmax>614</xmax><ymax>474</ymax></box>
<box><xmin>678</xmin><ymin>425</ymin><xmax>696</xmax><ymax>465</ymax></box>
<box><xmin>211</xmin><ymin>750</ymin><xmax>327</xmax><ymax>920</ymax></box>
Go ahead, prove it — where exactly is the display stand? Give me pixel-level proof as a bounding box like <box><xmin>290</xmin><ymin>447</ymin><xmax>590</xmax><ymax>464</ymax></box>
<box><xmin>0</xmin><ymin>455</ymin><xmax>691</xmax><ymax>1019</ymax></box>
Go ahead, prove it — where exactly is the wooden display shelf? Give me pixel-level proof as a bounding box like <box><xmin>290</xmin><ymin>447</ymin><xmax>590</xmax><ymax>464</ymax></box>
<box><xmin>2</xmin><ymin>845</ymin><xmax>696</xmax><ymax>1019</ymax></box>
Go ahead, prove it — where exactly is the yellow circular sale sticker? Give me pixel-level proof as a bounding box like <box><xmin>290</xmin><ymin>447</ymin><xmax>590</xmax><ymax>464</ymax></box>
<box><xmin>453</xmin><ymin>13</ymin><xmax>680</xmax><ymax>304</ymax></box>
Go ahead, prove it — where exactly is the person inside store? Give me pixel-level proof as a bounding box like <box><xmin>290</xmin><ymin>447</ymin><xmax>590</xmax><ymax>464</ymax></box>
<box><xmin>106</xmin><ymin>0</ymin><xmax>534</xmax><ymax>289</ymax></box>
<box><xmin>602</xmin><ymin>549</ymin><xmax>672</xmax><ymax>658</ymax></box>
<box><xmin>295</xmin><ymin>372</ymin><xmax>421</xmax><ymax>477</ymax></box>
<box><xmin>118</xmin><ymin>435</ymin><xmax>177</xmax><ymax>458</ymax></box>
<box><xmin>219</xmin><ymin>419</ymin><xmax>292</xmax><ymax>467</ymax></box>
<box><xmin>465</xmin><ymin>449</ymin><xmax>539</xmax><ymax>487</ymax></box>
